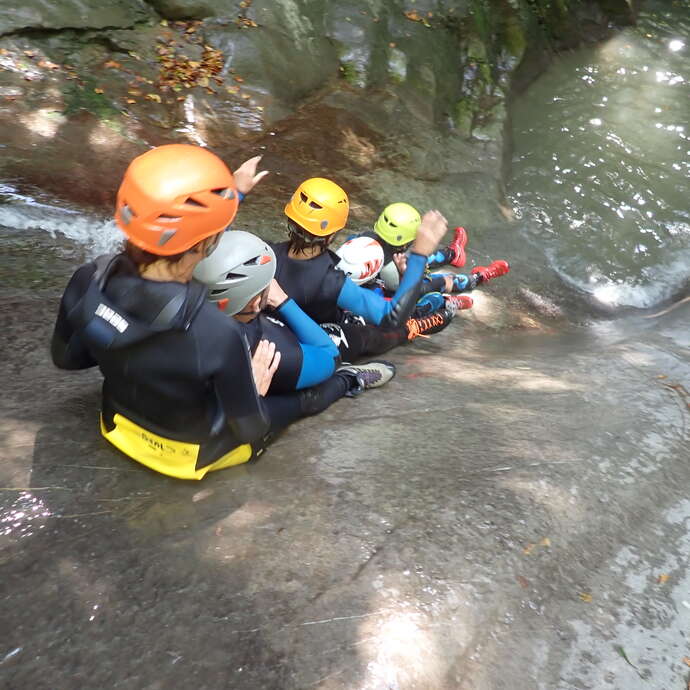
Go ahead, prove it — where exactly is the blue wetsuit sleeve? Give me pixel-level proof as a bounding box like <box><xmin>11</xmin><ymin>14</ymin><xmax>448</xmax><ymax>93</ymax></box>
<box><xmin>336</xmin><ymin>252</ymin><xmax>426</xmax><ymax>327</ymax></box>
<box><xmin>277</xmin><ymin>299</ymin><xmax>339</xmax><ymax>389</ymax></box>
<box><xmin>277</xmin><ymin>299</ymin><xmax>339</xmax><ymax>354</ymax></box>
<box><xmin>295</xmin><ymin>344</ymin><xmax>337</xmax><ymax>389</ymax></box>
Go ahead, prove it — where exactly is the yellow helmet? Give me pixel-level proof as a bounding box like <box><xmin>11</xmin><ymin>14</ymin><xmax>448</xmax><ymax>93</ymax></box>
<box><xmin>284</xmin><ymin>178</ymin><xmax>349</xmax><ymax>237</ymax></box>
<box><xmin>374</xmin><ymin>202</ymin><xmax>421</xmax><ymax>247</ymax></box>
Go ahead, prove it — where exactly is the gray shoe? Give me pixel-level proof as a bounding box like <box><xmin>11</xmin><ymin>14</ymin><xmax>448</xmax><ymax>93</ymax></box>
<box><xmin>337</xmin><ymin>361</ymin><xmax>396</xmax><ymax>397</ymax></box>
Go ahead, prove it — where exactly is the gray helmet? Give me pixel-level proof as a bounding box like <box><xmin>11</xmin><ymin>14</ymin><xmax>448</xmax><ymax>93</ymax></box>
<box><xmin>194</xmin><ymin>230</ymin><xmax>276</xmax><ymax>315</ymax></box>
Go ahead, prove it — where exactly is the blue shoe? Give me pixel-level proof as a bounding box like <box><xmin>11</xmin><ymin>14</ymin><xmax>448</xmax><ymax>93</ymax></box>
<box><xmin>415</xmin><ymin>291</ymin><xmax>445</xmax><ymax>317</ymax></box>
<box><xmin>453</xmin><ymin>274</ymin><xmax>470</xmax><ymax>291</ymax></box>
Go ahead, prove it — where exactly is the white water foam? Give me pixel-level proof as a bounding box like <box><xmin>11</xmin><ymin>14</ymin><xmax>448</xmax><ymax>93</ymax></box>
<box><xmin>544</xmin><ymin>246</ymin><xmax>690</xmax><ymax>309</ymax></box>
<box><xmin>0</xmin><ymin>184</ymin><xmax>121</xmax><ymax>257</ymax></box>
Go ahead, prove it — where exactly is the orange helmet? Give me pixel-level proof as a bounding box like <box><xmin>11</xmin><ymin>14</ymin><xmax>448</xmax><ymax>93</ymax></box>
<box><xmin>284</xmin><ymin>178</ymin><xmax>349</xmax><ymax>237</ymax></box>
<box><xmin>115</xmin><ymin>144</ymin><xmax>239</xmax><ymax>255</ymax></box>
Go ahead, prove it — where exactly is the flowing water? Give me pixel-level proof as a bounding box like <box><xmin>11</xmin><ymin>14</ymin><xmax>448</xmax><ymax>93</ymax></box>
<box><xmin>509</xmin><ymin>0</ymin><xmax>690</xmax><ymax>309</ymax></box>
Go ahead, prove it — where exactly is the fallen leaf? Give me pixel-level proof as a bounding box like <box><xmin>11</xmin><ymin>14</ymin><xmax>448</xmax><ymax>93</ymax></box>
<box><xmin>160</xmin><ymin>19</ymin><xmax>169</xmax><ymax>27</ymax></box>
<box><xmin>104</xmin><ymin>60</ymin><xmax>121</xmax><ymax>69</ymax></box>
<box><xmin>126</xmin><ymin>98</ymin><xmax>137</xmax><ymax>104</ymax></box>
<box><xmin>683</xmin><ymin>656</ymin><xmax>690</xmax><ymax>667</ymax></box>
<box><xmin>240</xmin><ymin>92</ymin><xmax>251</xmax><ymax>99</ymax></box>
<box><xmin>657</xmin><ymin>574</ymin><xmax>670</xmax><ymax>584</ymax></box>
<box><xmin>38</xmin><ymin>59</ymin><xmax>60</xmax><ymax>70</ymax></box>
<box><xmin>0</xmin><ymin>48</ymin><xmax>9</xmax><ymax>55</ymax></box>
<box><xmin>404</xmin><ymin>10</ymin><xmax>421</xmax><ymax>22</ymax></box>
<box><xmin>145</xmin><ymin>93</ymin><xmax>162</xmax><ymax>102</ymax></box>
<box><xmin>23</xmin><ymin>50</ymin><xmax>37</xmax><ymax>58</ymax></box>
<box><xmin>656</xmin><ymin>374</ymin><xmax>667</xmax><ymax>379</ymax></box>
<box><xmin>523</xmin><ymin>543</ymin><xmax>535</xmax><ymax>555</ymax></box>
<box><xmin>579</xmin><ymin>592</ymin><xmax>592</xmax><ymax>602</ymax></box>
<box><xmin>233</xmin><ymin>75</ymin><xmax>245</xmax><ymax>83</ymax></box>
<box><xmin>93</xmin><ymin>88</ymin><xmax>104</xmax><ymax>94</ymax></box>
<box><xmin>516</xmin><ymin>575</ymin><xmax>529</xmax><ymax>588</ymax></box>
<box><xmin>539</xmin><ymin>537</ymin><xmax>551</xmax><ymax>547</ymax></box>
<box><xmin>389</xmin><ymin>42</ymin><xmax>396</xmax><ymax>48</ymax></box>
<box><xmin>127</xmin><ymin>89</ymin><xmax>142</xmax><ymax>96</ymax></box>
<box><xmin>226</xmin><ymin>85</ymin><xmax>240</xmax><ymax>94</ymax></box>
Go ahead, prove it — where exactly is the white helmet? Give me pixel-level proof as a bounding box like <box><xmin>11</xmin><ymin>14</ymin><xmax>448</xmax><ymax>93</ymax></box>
<box><xmin>335</xmin><ymin>236</ymin><xmax>384</xmax><ymax>286</ymax></box>
<box><xmin>194</xmin><ymin>230</ymin><xmax>276</xmax><ymax>315</ymax></box>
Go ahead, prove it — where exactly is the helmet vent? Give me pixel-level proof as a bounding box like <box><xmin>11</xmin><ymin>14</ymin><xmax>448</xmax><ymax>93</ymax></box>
<box><xmin>120</xmin><ymin>204</ymin><xmax>136</xmax><ymax>225</ymax></box>
<box><xmin>210</xmin><ymin>288</ymin><xmax>226</xmax><ymax>296</ymax></box>
<box><xmin>158</xmin><ymin>229</ymin><xmax>177</xmax><ymax>246</ymax></box>
<box><xmin>211</xmin><ymin>187</ymin><xmax>235</xmax><ymax>200</ymax></box>
<box><xmin>224</xmin><ymin>271</ymin><xmax>245</xmax><ymax>280</ymax></box>
<box><xmin>300</xmin><ymin>192</ymin><xmax>308</xmax><ymax>203</ymax></box>
<box><xmin>184</xmin><ymin>197</ymin><xmax>207</xmax><ymax>208</ymax></box>
<box><xmin>157</xmin><ymin>214</ymin><xmax>182</xmax><ymax>223</ymax></box>
<box><xmin>309</xmin><ymin>200</ymin><xmax>322</xmax><ymax>209</ymax></box>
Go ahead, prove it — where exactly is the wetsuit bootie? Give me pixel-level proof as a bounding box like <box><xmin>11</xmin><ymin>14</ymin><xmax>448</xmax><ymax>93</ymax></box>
<box><xmin>415</xmin><ymin>291</ymin><xmax>446</xmax><ymax>317</ymax></box>
<box><xmin>471</xmin><ymin>260</ymin><xmax>510</xmax><ymax>284</ymax></box>
<box><xmin>337</xmin><ymin>361</ymin><xmax>396</xmax><ymax>396</ymax></box>
<box><xmin>451</xmin><ymin>274</ymin><xmax>470</xmax><ymax>292</ymax></box>
<box><xmin>449</xmin><ymin>226</ymin><xmax>468</xmax><ymax>268</ymax></box>
<box><xmin>445</xmin><ymin>294</ymin><xmax>473</xmax><ymax>311</ymax></box>
<box><xmin>405</xmin><ymin>307</ymin><xmax>455</xmax><ymax>340</ymax></box>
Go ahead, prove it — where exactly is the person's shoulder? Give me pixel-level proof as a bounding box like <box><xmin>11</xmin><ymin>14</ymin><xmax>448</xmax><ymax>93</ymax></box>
<box><xmin>270</xmin><ymin>240</ymin><xmax>290</xmax><ymax>257</ymax></box>
<box><xmin>194</xmin><ymin>302</ymin><xmax>245</xmax><ymax>343</ymax></box>
<box><xmin>324</xmin><ymin>248</ymin><xmax>340</xmax><ymax>266</ymax></box>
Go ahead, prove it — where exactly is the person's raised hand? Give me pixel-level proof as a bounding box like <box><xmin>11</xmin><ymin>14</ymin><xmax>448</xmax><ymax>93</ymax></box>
<box><xmin>233</xmin><ymin>155</ymin><xmax>269</xmax><ymax>196</ymax></box>
<box><xmin>411</xmin><ymin>210</ymin><xmax>448</xmax><ymax>257</ymax></box>
<box><xmin>392</xmin><ymin>252</ymin><xmax>408</xmax><ymax>276</ymax></box>
<box><xmin>265</xmin><ymin>279</ymin><xmax>288</xmax><ymax>309</ymax></box>
<box><xmin>251</xmin><ymin>339</ymin><xmax>281</xmax><ymax>396</ymax></box>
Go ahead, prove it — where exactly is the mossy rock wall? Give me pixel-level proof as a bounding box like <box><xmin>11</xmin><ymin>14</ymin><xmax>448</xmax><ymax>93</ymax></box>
<box><xmin>0</xmin><ymin>0</ymin><xmax>635</xmax><ymax>216</ymax></box>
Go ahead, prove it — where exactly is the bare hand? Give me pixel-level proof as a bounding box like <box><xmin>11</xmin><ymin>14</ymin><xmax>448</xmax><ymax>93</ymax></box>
<box><xmin>234</xmin><ymin>155</ymin><xmax>269</xmax><ymax>196</ymax></box>
<box><xmin>443</xmin><ymin>274</ymin><xmax>455</xmax><ymax>292</ymax></box>
<box><xmin>392</xmin><ymin>252</ymin><xmax>407</xmax><ymax>276</ymax></box>
<box><xmin>251</xmin><ymin>339</ymin><xmax>281</xmax><ymax>396</ymax></box>
<box><xmin>411</xmin><ymin>210</ymin><xmax>448</xmax><ymax>257</ymax></box>
<box><xmin>265</xmin><ymin>279</ymin><xmax>288</xmax><ymax>309</ymax></box>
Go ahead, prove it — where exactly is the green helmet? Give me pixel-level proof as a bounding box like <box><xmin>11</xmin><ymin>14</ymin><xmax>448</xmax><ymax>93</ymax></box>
<box><xmin>373</xmin><ymin>202</ymin><xmax>421</xmax><ymax>248</ymax></box>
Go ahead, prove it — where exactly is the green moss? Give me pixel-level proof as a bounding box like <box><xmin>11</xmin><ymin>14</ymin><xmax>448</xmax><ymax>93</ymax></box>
<box><xmin>339</xmin><ymin>61</ymin><xmax>361</xmax><ymax>86</ymax></box>
<box><xmin>62</xmin><ymin>79</ymin><xmax>121</xmax><ymax>119</ymax></box>
<box><xmin>454</xmin><ymin>99</ymin><xmax>474</xmax><ymax>137</ymax></box>
<box><xmin>502</xmin><ymin>15</ymin><xmax>527</xmax><ymax>58</ymax></box>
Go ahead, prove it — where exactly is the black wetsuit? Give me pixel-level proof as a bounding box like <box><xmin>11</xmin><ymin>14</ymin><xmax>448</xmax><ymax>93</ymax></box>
<box><xmin>51</xmin><ymin>254</ymin><xmax>350</xmax><ymax>477</ymax></box>
<box><xmin>271</xmin><ymin>241</ymin><xmax>421</xmax><ymax>360</ymax></box>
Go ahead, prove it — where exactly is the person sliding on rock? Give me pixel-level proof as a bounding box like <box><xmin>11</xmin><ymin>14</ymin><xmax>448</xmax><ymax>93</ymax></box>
<box><xmin>194</xmin><ymin>229</ymin><xmax>396</xmax><ymax>394</ymax></box>
<box><xmin>271</xmin><ymin>177</ymin><xmax>457</xmax><ymax>347</ymax></box>
<box><xmin>350</xmin><ymin>201</ymin><xmax>510</xmax><ymax>302</ymax></box>
<box><xmin>50</xmin><ymin>145</ymin><xmax>393</xmax><ymax>481</ymax></box>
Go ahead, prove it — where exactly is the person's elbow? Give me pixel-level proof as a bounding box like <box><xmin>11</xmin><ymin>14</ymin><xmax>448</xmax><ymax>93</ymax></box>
<box><xmin>228</xmin><ymin>412</ymin><xmax>271</xmax><ymax>444</ymax></box>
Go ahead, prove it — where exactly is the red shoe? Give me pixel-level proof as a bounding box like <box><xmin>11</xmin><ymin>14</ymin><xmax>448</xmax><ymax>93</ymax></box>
<box><xmin>445</xmin><ymin>294</ymin><xmax>473</xmax><ymax>311</ymax></box>
<box><xmin>471</xmin><ymin>260</ymin><xmax>510</xmax><ymax>283</ymax></box>
<box><xmin>448</xmin><ymin>226</ymin><xmax>468</xmax><ymax>268</ymax></box>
